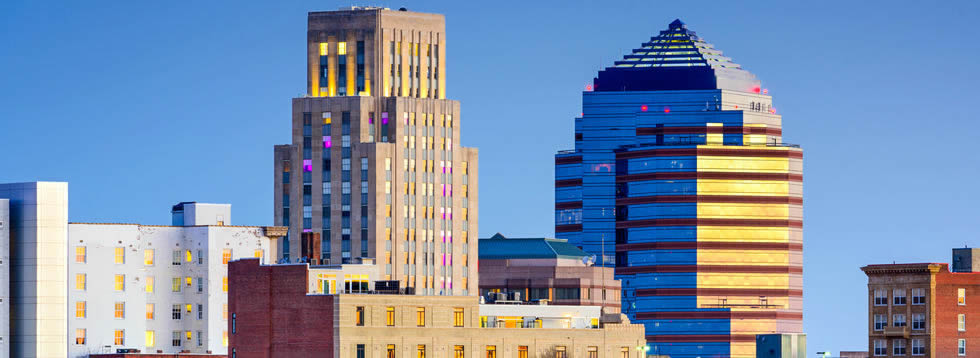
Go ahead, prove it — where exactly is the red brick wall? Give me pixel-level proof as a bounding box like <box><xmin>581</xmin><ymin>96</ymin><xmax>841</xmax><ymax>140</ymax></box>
<box><xmin>228</xmin><ymin>259</ymin><xmax>334</xmax><ymax>358</ymax></box>
<box><xmin>935</xmin><ymin>269</ymin><xmax>980</xmax><ymax>358</ymax></box>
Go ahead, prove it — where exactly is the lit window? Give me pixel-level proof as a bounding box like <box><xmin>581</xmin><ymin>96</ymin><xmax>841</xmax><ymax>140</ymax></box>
<box><xmin>76</xmin><ymin>246</ymin><xmax>86</xmax><ymax>263</ymax></box>
<box><xmin>144</xmin><ymin>249</ymin><xmax>154</xmax><ymax>265</ymax></box>
<box><xmin>620</xmin><ymin>347</ymin><xmax>629</xmax><ymax>358</ymax></box>
<box><xmin>113</xmin><ymin>329</ymin><xmax>124</xmax><ymax>346</ymax></box>
<box><xmin>418</xmin><ymin>345</ymin><xmax>426</xmax><ymax>358</ymax></box>
<box><xmin>75</xmin><ymin>273</ymin><xmax>86</xmax><ymax>291</ymax></box>
<box><xmin>145</xmin><ymin>330</ymin><xmax>155</xmax><ymax>347</ymax></box>
<box><xmin>114</xmin><ymin>247</ymin><xmax>125</xmax><ymax>264</ymax></box>
<box><xmin>75</xmin><ymin>301</ymin><xmax>86</xmax><ymax>318</ymax></box>
<box><xmin>454</xmin><ymin>345</ymin><xmax>465</xmax><ymax>358</ymax></box>
<box><xmin>959</xmin><ymin>314</ymin><xmax>966</xmax><ymax>331</ymax></box>
<box><xmin>338</xmin><ymin>42</ymin><xmax>347</xmax><ymax>55</ymax></box>
<box><xmin>222</xmin><ymin>249</ymin><xmax>232</xmax><ymax>265</ymax></box>
<box><xmin>486</xmin><ymin>345</ymin><xmax>496</xmax><ymax>358</ymax></box>
<box><xmin>453</xmin><ymin>307</ymin><xmax>464</xmax><ymax>327</ymax></box>
<box><xmin>386</xmin><ymin>306</ymin><xmax>395</xmax><ymax>326</ymax></box>
<box><xmin>75</xmin><ymin>328</ymin><xmax>86</xmax><ymax>344</ymax></box>
<box><xmin>186</xmin><ymin>304</ymin><xmax>193</xmax><ymax>314</ymax></box>
<box><xmin>223</xmin><ymin>330</ymin><xmax>228</xmax><ymax>347</ymax></box>
<box><xmin>417</xmin><ymin>307</ymin><xmax>425</xmax><ymax>326</ymax></box>
<box><xmin>114</xmin><ymin>302</ymin><xmax>125</xmax><ymax>319</ymax></box>
<box><xmin>555</xmin><ymin>346</ymin><xmax>566</xmax><ymax>358</ymax></box>
<box><xmin>114</xmin><ymin>274</ymin><xmax>125</xmax><ymax>291</ymax></box>
<box><xmin>388</xmin><ymin>345</ymin><xmax>396</xmax><ymax>358</ymax></box>
<box><xmin>223</xmin><ymin>304</ymin><xmax>228</xmax><ymax>320</ymax></box>
<box><xmin>355</xmin><ymin>306</ymin><xmax>364</xmax><ymax>326</ymax></box>
<box><xmin>319</xmin><ymin>42</ymin><xmax>328</xmax><ymax>56</ymax></box>
<box><xmin>186</xmin><ymin>331</ymin><xmax>192</xmax><ymax>342</ymax></box>
<box><xmin>146</xmin><ymin>276</ymin><xmax>154</xmax><ymax>293</ymax></box>
<box><xmin>172</xmin><ymin>278</ymin><xmax>181</xmax><ymax>292</ymax></box>
<box><xmin>186</xmin><ymin>250</ymin><xmax>193</xmax><ymax>263</ymax></box>
<box><xmin>185</xmin><ymin>276</ymin><xmax>192</xmax><ymax>288</ymax></box>
<box><xmin>959</xmin><ymin>288</ymin><xmax>966</xmax><ymax>305</ymax></box>
<box><xmin>223</xmin><ymin>276</ymin><xmax>228</xmax><ymax>292</ymax></box>
<box><xmin>518</xmin><ymin>347</ymin><xmax>528</xmax><ymax>358</ymax></box>
<box><xmin>254</xmin><ymin>249</ymin><xmax>263</xmax><ymax>259</ymax></box>
<box><xmin>146</xmin><ymin>303</ymin><xmax>155</xmax><ymax>320</ymax></box>
<box><xmin>588</xmin><ymin>347</ymin><xmax>598</xmax><ymax>358</ymax></box>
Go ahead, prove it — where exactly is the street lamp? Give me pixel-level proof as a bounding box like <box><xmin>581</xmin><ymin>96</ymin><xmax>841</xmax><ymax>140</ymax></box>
<box><xmin>636</xmin><ymin>345</ymin><xmax>650</xmax><ymax>358</ymax></box>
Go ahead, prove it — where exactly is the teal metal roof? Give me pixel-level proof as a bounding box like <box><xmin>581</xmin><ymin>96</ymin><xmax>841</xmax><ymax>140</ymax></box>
<box><xmin>479</xmin><ymin>233</ymin><xmax>592</xmax><ymax>260</ymax></box>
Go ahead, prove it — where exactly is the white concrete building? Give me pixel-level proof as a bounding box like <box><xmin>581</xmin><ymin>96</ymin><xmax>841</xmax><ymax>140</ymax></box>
<box><xmin>67</xmin><ymin>202</ymin><xmax>286</xmax><ymax>357</ymax></box>
<box><xmin>0</xmin><ymin>182</ymin><xmax>69</xmax><ymax>358</ymax></box>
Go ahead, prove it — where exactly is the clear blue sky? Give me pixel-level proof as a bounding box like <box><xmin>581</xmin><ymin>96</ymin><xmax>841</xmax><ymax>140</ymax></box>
<box><xmin>3</xmin><ymin>0</ymin><xmax>980</xmax><ymax>353</ymax></box>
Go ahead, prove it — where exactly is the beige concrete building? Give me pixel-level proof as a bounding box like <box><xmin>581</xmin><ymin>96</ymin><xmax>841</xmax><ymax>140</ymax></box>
<box><xmin>0</xmin><ymin>182</ymin><xmax>69</xmax><ymax>358</ymax></box>
<box><xmin>274</xmin><ymin>7</ymin><xmax>478</xmax><ymax>296</ymax></box>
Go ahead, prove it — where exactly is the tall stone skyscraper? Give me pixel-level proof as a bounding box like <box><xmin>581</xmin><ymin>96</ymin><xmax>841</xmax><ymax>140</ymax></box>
<box><xmin>274</xmin><ymin>7</ymin><xmax>478</xmax><ymax>296</ymax></box>
<box><xmin>554</xmin><ymin>20</ymin><xmax>802</xmax><ymax>357</ymax></box>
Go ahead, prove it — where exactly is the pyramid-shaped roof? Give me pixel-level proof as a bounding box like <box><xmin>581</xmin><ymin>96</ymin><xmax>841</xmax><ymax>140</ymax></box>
<box><xmin>593</xmin><ymin>19</ymin><xmax>761</xmax><ymax>92</ymax></box>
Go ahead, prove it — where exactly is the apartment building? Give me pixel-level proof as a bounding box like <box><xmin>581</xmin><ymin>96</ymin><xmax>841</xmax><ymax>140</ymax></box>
<box><xmin>861</xmin><ymin>248</ymin><xmax>980</xmax><ymax>357</ymax></box>
<box><xmin>67</xmin><ymin>202</ymin><xmax>286</xmax><ymax>357</ymax></box>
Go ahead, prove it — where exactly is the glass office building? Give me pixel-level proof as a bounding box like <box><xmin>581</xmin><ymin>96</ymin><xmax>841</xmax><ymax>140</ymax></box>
<box><xmin>554</xmin><ymin>20</ymin><xmax>803</xmax><ymax>358</ymax></box>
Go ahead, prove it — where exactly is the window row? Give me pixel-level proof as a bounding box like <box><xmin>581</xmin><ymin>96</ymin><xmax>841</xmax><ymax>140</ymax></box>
<box><xmin>74</xmin><ymin>247</ymin><xmax>258</xmax><ymax>266</ymax></box>
<box><xmin>75</xmin><ymin>302</ymin><xmax>229</xmax><ymax>321</ymax></box>
<box><xmin>873</xmin><ymin>338</ymin><xmax>964</xmax><ymax>356</ymax></box>
<box><xmin>328</xmin><ymin>344</ymin><xmax>622</xmax><ymax>358</ymax></box>
<box><xmin>74</xmin><ymin>274</ymin><xmax>227</xmax><ymax>293</ymax></box>
<box><xmin>73</xmin><ymin>329</ymin><xmax>227</xmax><ymax>348</ymax></box>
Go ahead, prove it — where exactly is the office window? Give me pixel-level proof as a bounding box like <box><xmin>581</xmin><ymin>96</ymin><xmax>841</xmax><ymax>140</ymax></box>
<box><xmin>454</xmin><ymin>345</ymin><xmax>465</xmax><ymax>358</ymax></box>
<box><xmin>386</xmin><ymin>306</ymin><xmax>395</xmax><ymax>326</ymax></box>
<box><xmin>588</xmin><ymin>347</ymin><xmax>598</xmax><ymax>358</ymax></box>
<box><xmin>172</xmin><ymin>305</ymin><xmax>181</xmax><ymax>320</ymax></box>
<box><xmin>223</xmin><ymin>276</ymin><xmax>228</xmax><ymax>292</ymax></box>
<box><xmin>113</xmin><ymin>330</ymin><xmax>124</xmax><ymax>345</ymax></box>
<box><xmin>114</xmin><ymin>247</ymin><xmax>125</xmax><ymax>264</ymax></box>
<box><xmin>144</xmin><ymin>249</ymin><xmax>154</xmax><ymax>265</ymax></box>
<box><xmin>912</xmin><ymin>313</ymin><xmax>925</xmax><ymax>330</ymax></box>
<box><xmin>186</xmin><ymin>330</ymin><xmax>192</xmax><ymax>342</ymax></box>
<box><xmin>453</xmin><ymin>307</ymin><xmax>464</xmax><ymax>327</ymax></box>
<box><xmin>185</xmin><ymin>249</ymin><xmax>193</xmax><ymax>263</ymax></box>
<box><xmin>959</xmin><ymin>314</ymin><xmax>966</xmax><ymax>331</ymax></box>
<box><xmin>486</xmin><ymin>345</ymin><xmax>496</xmax><ymax>358</ymax></box>
<box><xmin>959</xmin><ymin>288</ymin><xmax>966</xmax><ymax>305</ymax></box>
<box><xmin>146</xmin><ymin>303</ymin><xmax>155</xmax><ymax>320</ymax></box>
<box><xmin>874</xmin><ymin>340</ymin><xmax>886</xmax><ymax>356</ymax></box>
<box><xmin>911</xmin><ymin>288</ymin><xmax>925</xmax><ymax>304</ymax></box>
<box><xmin>911</xmin><ymin>339</ymin><xmax>924</xmax><ymax>356</ymax></box>
<box><xmin>172</xmin><ymin>250</ymin><xmax>181</xmax><ymax>265</ymax></box>
<box><xmin>75</xmin><ymin>273</ymin><xmax>86</xmax><ymax>290</ymax></box>
<box><xmin>75</xmin><ymin>328</ymin><xmax>86</xmax><ymax>344</ymax></box>
<box><xmin>76</xmin><ymin>246</ymin><xmax>86</xmax><ymax>263</ymax></box>
<box><xmin>355</xmin><ymin>306</ymin><xmax>364</xmax><ymax>326</ymax></box>
<box><xmin>358</xmin><ymin>344</ymin><xmax>366</xmax><ymax>358</ymax></box>
<box><xmin>893</xmin><ymin>314</ymin><xmax>906</xmax><ymax>327</ymax></box>
<box><xmin>185</xmin><ymin>304</ymin><xmax>192</xmax><ymax>315</ymax></box>
<box><xmin>894</xmin><ymin>289</ymin><xmax>906</xmax><ymax>305</ymax></box>
<box><xmin>874</xmin><ymin>314</ymin><xmax>886</xmax><ymax>331</ymax></box>
<box><xmin>518</xmin><ymin>346</ymin><xmax>528</xmax><ymax>358</ymax></box>
<box><xmin>555</xmin><ymin>346</ymin><xmax>566</xmax><ymax>358</ymax></box>
<box><xmin>959</xmin><ymin>339</ymin><xmax>966</xmax><ymax>356</ymax></box>
<box><xmin>874</xmin><ymin>289</ymin><xmax>887</xmax><ymax>306</ymax></box>
<box><xmin>418</xmin><ymin>345</ymin><xmax>426</xmax><ymax>358</ymax></box>
<box><xmin>417</xmin><ymin>307</ymin><xmax>425</xmax><ymax>326</ymax></box>
<box><xmin>114</xmin><ymin>274</ymin><xmax>125</xmax><ymax>291</ymax></box>
<box><xmin>146</xmin><ymin>331</ymin><xmax>155</xmax><ymax>347</ymax></box>
<box><xmin>114</xmin><ymin>302</ymin><xmax>125</xmax><ymax>319</ymax></box>
<box><xmin>388</xmin><ymin>345</ymin><xmax>396</xmax><ymax>358</ymax></box>
<box><xmin>172</xmin><ymin>278</ymin><xmax>181</xmax><ymax>292</ymax></box>
<box><xmin>185</xmin><ymin>276</ymin><xmax>192</xmax><ymax>288</ymax></box>
<box><xmin>75</xmin><ymin>301</ymin><xmax>86</xmax><ymax>318</ymax></box>
<box><xmin>893</xmin><ymin>339</ymin><xmax>906</xmax><ymax>356</ymax></box>
<box><xmin>172</xmin><ymin>331</ymin><xmax>181</xmax><ymax>347</ymax></box>
<box><xmin>222</xmin><ymin>249</ymin><xmax>232</xmax><ymax>265</ymax></box>
<box><xmin>146</xmin><ymin>276</ymin><xmax>154</xmax><ymax>293</ymax></box>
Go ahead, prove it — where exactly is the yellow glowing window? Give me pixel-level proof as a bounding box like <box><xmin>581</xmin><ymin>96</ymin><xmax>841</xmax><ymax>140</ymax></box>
<box><xmin>145</xmin><ymin>330</ymin><xmax>155</xmax><ymax>347</ymax></box>
<box><xmin>144</xmin><ymin>249</ymin><xmax>154</xmax><ymax>265</ymax></box>
<box><xmin>114</xmin><ymin>302</ymin><xmax>125</xmax><ymax>319</ymax></box>
<box><xmin>222</xmin><ymin>330</ymin><xmax>228</xmax><ymax>347</ymax></box>
<box><xmin>486</xmin><ymin>346</ymin><xmax>496</xmax><ymax>358</ymax></box>
<box><xmin>186</xmin><ymin>330</ymin><xmax>192</xmax><ymax>341</ymax></box>
<box><xmin>75</xmin><ymin>328</ymin><xmax>86</xmax><ymax>345</ymax></box>
<box><xmin>75</xmin><ymin>301</ymin><xmax>86</xmax><ymax>318</ymax></box>
<box><xmin>185</xmin><ymin>304</ymin><xmax>193</xmax><ymax>314</ymax></box>
<box><xmin>337</xmin><ymin>42</ymin><xmax>347</xmax><ymax>55</ymax></box>
<box><xmin>223</xmin><ymin>276</ymin><xmax>228</xmax><ymax>292</ymax></box>
<box><xmin>386</xmin><ymin>306</ymin><xmax>395</xmax><ymax>326</ymax></box>
<box><xmin>113</xmin><ymin>329</ymin><xmax>124</xmax><ymax>345</ymax></box>
<box><xmin>319</xmin><ymin>42</ymin><xmax>328</xmax><ymax>56</ymax></box>
<box><xmin>959</xmin><ymin>288</ymin><xmax>966</xmax><ymax>305</ymax></box>
<box><xmin>253</xmin><ymin>249</ymin><xmax>263</xmax><ymax>259</ymax></box>
<box><xmin>555</xmin><ymin>346</ymin><xmax>566</xmax><ymax>358</ymax></box>
<box><xmin>418</xmin><ymin>345</ymin><xmax>426</xmax><ymax>358</ymax></box>
<box><xmin>114</xmin><ymin>274</ymin><xmax>125</xmax><ymax>291</ymax></box>
<box><xmin>146</xmin><ymin>303</ymin><xmax>155</xmax><ymax>320</ymax></box>
<box><xmin>223</xmin><ymin>304</ymin><xmax>229</xmax><ymax>320</ymax></box>
<box><xmin>518</xmin><ymin>347</ymin><xmax>528</xmax><ymax>358</ymax></box>
<box><xmin>222</xmin><ymin>249</ymin><xmax>232</xmax><ymax>265</ymax></box>
<box><xmin>355</xmin><ymin>306</ymin><xmax>364</xmax><ymax>326</ymax></box>
<box><xmin>75</xmin><ymin>273</ymin><xmax>86</xmax><ymax>290</ymax></box>
<box><xmin>185</xmin><ymin>276</ymin><xmax>193</xmax><ymax>287</ymax></box>
<box><xmin>143</xmin><ymin>276</ymin><xmax>153</xmax><ymax>293</ymax></box>
<box><xmin>416</xmin><ymin>307</ymin><xmax>426</xmax><ymax>326</ymax></box>
<box><xmin>454</xmin><ymin>307</ymin><xmax>464</xmax><ymax>327</ymax></box>
<box><xmin>114</xmin><ymin>247</ymin><xmax>125</xmax><ymax>264</ymax></box>
<box><xmin>172</xmin><ymin>277</ymin><xmax>181</xmax><ymax>292</ymax></box>
<box><xmin>76</xmin><ymin>246</ymin><xmax>86</xmax><ymax>263</ymax></box>
<box><xmin>620</xmin><ymin>347</ymin><xmax>629</xmax><ymax>358</ymax></box>
<box><xmin>186</xmin><ymin>250</ymin><xmax>193</xmax><ymax>262</ymax></box>
<box><xmin>388</xmin><ymin>345</ymin><xmax>397</xmax><ymax>358</ymax></box>
<box><xmin>455</xmin><ymin>346</ymin><xmax>465</xmax><ymax>358</ymax></box>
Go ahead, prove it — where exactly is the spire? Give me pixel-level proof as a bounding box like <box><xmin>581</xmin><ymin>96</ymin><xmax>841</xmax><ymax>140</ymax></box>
<box><xmin>593</xmin><ymin>19</ymin><xmax>761</xmax><ymax>92</ymax></box>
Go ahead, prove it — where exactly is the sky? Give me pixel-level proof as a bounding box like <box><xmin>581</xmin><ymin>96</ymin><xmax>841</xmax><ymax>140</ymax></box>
<box><xmin>2</xmin><ymin>0</ymin><xmax>980</xmax><ymax>353</ymax></box>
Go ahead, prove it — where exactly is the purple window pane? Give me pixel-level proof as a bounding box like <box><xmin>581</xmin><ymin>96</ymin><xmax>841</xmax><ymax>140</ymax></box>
<box><xmin>323</xmin><ymin>136</ymin><xmax>332</xmax><ymax>148</ymax></box>
<box><xmin>303</xmin><ymin>159</ymin><xmax>312</xmax><ymax>172</ymax></box>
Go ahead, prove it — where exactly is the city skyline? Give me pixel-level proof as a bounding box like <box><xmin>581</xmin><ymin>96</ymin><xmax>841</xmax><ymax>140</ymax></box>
<box><xmin>3</xmin><ymin>0</ymin><xmax>980</xmax><ymax>354</ymax></box>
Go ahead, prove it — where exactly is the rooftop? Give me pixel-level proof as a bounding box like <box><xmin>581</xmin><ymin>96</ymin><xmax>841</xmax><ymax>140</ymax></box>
<box><xmin>479</xmin><ymin>233</ymin><xmax>593</xmax><ymax>261</ymax></box>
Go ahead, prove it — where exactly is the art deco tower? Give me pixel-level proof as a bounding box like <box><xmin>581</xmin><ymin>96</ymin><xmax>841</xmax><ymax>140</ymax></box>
<box><xmin>554</xmin><ymin>20</ymin><xmax>802</xmax><ymax>357</ymax></box>
<box><xmin>274</xmin><ymin>7</ymin><xmax>478</xmax><ymax>296</ymax></box>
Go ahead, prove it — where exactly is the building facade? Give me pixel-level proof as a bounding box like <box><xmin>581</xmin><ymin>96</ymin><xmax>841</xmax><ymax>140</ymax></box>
<box><xmin>553</xmin><ymin>20</ymin><xmax>803</xmax><ymax>358</ymax></box>
<box><xmin>228</xmin><ymin>258</ymin><xmax>646</xmax><ymax>358</ymax></box>
<box><xmin>0</xmin><ymin>198</ymin><xmax>8</xmax><ymax>358</ymax></box>
<box><xmin>274</xmin><ymin>7</ymin><xmax>479</xmax><ymax>297</ymax></box>
<box><xmin>67</xmin><ymin>202</ymin><xmax>285</xmax><ymax>357</ymax></box>
<box><xmin>0</xmin><ymin>182</ymin><xmax>69</xmax><ymax>358</ymax></box>
<box><xmin>861</xmin><ymin>252</ymin><xmax>980</xmax><ymax>357</ymax></box>
<box><xmin>478</xmin><ymin>233</ymin><xmax>621</xmax><ymax>312</ymax></box>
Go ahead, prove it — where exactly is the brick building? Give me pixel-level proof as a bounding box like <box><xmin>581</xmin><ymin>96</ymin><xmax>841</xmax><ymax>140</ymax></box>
<box><xmin>228</xmin><ymin>258</ymin><xmax>646</xmax><ymax>358</ymax></box>
<box><xmin>861</xmin><ymin>248</ymin><xmax>980</xmax><ymax>357</ymax></box>
<box><xmin>478</xmin><ymin>233</ymin><xmax>621</xmax><ymax>312</ymax></box>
